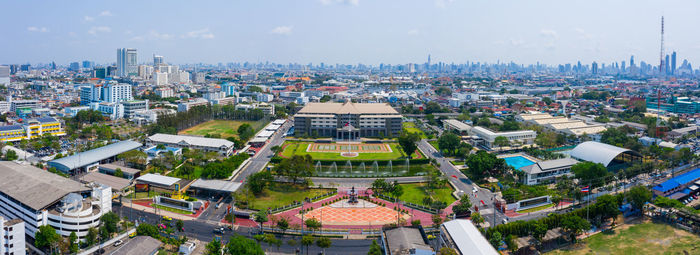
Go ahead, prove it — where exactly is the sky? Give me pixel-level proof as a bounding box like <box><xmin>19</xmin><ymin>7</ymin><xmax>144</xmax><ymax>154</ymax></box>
<box><xmin>2</xmin><ymin>0</ymin><xmax>700</xmax><ymax>66</ymax></box>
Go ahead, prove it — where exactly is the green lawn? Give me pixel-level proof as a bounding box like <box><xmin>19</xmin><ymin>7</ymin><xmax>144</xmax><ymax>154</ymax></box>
<box><xmin>429</xmin><ymin>141</ymin><xmax>440</xmax><ymax>151</ymax></box>
<box><xmin>398</xmin><ymin>183</ymin><xmax>456</xmax><ymax>206</ymax></box>
<box><xmin>403</xmin><ymin>122</ymin><xmax>427</xmax><ymax>139</ymax></box>
<box><xmin>451</xmin><ymin>161</ymin><xmax>465</xmax><ymax>166</ymax></box>
<box><xmin>167</xmin><ymin>166</ymin><xmax>203</xmax><ymax>180</ymax></box>
<box><xmin>547</xmin><ymin>222</ymin><xmax>700</xmax><ymax>255</ymax></box>
<box><xmin>279</xmin><ymin>142</ymin><xmax>420</xmax><ymax>161</ymax></box>
<box><xmin>516</xmin><ymin>203</ymin><xmax>553</xmax><ymax>213</ymax></box>
<box><xmin>179</xmin><ymin>120</ymin><xmax>267</xmax><ymax>139</ymax></box>
<box><xmin>248</xmin><ymin>183</ymin><xmax>333</xmax><ymax>211</ymax></box>
<box><xmin>153</xmin><ymin>204</ymin><xmax>194</xmax><ymax>215</ymax></box>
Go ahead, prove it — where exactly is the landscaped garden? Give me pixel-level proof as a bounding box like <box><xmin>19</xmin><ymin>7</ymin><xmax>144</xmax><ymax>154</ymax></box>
<box><xmin>547</xmin><ymin>222</ymin><xmax>700</xmax><ymax>255</ymax></box>
<box><xmin>278</xmin><ymin>141</ymin><xmax>422</xmax><ymax>160</ymax></box>
<box><xmin>398</xmin><ymin>182</ymin><xmax>457</xmax><ymax>206</ymax></box>
<box><xmin>178</xmin><ymin>119</ymin><xmax>267</xmax><ymax>139</ymax></box>
<box><xmin>236</xmin><ymin>183</ymin><xmax>334</xmax><ymax>211</ymax></box>
<box><xmin>403</xmin><ymin>122</ymin><xmax>427</xmax><ymax>139</ymax></box>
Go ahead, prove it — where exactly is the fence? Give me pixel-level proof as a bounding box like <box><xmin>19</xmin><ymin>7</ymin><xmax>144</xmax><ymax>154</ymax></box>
<box><xmin>375</xmin><ymin>193</ymin><xmax>439</xmax><ymax>214</ymax></box>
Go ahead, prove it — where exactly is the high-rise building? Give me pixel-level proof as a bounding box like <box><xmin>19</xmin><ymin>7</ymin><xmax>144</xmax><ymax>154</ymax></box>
<box><xmin>104</xmin><ymin>83</ymin><xmax>133</xmax><ymax>103</ymax></box>
<box><xmin>82</xmin><ymin>60</ymin><xmax>94</xmax><ymax>69</ymax></box>
<box><xmin>0</xmin><ymin>216</ymin><xmax>25</xmax><ymax>255</ymax></box>
<box><xmin>591</xmin><ymin>62</ymin><xmax>598</xmax><ymax>74</ymax></box>
<box><xmin>154</xmin><ymin>54</ymin><xmax>164</xmax><ymax>66</ymax></box>
<box><xmin>0</xmin><ymin>66</ymin><xmax>10</xmax><ymax>85</ymax></box>
<box><xmin>671</xmin><ymin>51</ymin><xmax>677</xmax><ymax>75</ymax></box>
<box><xmin>630</xmin><ymin>55</ymin><xmax>635</xmax><ymax>67</ymax></box>
<box><xmin>69</xmin><ymin>62</ymin><xmax>80</xmax><ymax>71</ymax></box>
<box><xmin>665</xmin><ymin>54</ymin><xmax>670</xmax><ymax>75</ymax></box>
<box><xmin>117</xmin><ymin>48</ymin><xmax>138</xmax><ymax>77</ymax></box>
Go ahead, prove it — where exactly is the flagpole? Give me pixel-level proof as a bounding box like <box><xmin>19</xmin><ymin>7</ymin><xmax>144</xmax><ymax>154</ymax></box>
<box><xmin>587</xmin><ymin>181</ymin><xmax>590</xmax><ymax>222</ymax></box>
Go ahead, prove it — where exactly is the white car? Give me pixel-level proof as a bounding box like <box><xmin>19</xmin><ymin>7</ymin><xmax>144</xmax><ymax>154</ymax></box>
<box><xmin>472</xmin><ymin>186</ymin><xmax>479</xmax><ymax>193</ymax></box>
<box><xmin>113</xmin><ymin>240</ymin><xmax>123</xmax><ymax>247</ymax></box>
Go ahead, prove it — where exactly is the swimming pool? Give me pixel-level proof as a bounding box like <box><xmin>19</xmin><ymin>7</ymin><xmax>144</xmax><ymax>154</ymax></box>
<box><xmin>503</xmin><ymin>156</ymin><xmax>536</xmax><ymax>169</ymax></box>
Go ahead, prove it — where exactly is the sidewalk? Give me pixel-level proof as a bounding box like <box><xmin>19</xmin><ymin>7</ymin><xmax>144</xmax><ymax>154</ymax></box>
<box><xmin>125</xmin><ymin>200</ymin><xmax>202</xmax><ymax>221</ymax></box>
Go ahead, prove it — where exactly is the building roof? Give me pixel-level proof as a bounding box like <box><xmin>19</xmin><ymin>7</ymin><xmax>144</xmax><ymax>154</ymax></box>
<box><xmin>521</xmin><ymin>158</ymin><xmax>579</xmax><ymax>175</ymax></box>
<box><xmin>147</xmin><ymin>133</ymin><xmax>233</xmax><ymax>149</ymax></box>
<box><xmin>564</xmin><ymin>126</ymin><xmax>607</xmax><ymax>135</ymax></box>
<box><xmin>49</xmin><ymin>140</ymin><xmax>142</xmax><ymax>171</ymax></box>
<box><xmin>442</xmin><ymin>220</ymin><xmax>498</xmax><ymax>255</ymax></box>
<box><xmin>383</xmin><ymin>227</ymin><xmax>433</xmax><ymax>255</ymax></box>
<box><xmin>0</xmin><ymin>161</ymin><xmax>89</xmax><ymax>211</ymax></box>
<box><xmin>0</xmin><ymin>125</ymin><xmax>22</xmax><ymax>132</ymax></box>
<box><xmin>110</xmin><ymin>236</ymin><xmax>162</xmax><ymax>255</ymax></box>
<box><xmin>98</xmin><ymin>163</ymin><xmax>141</xmax><ymax>175</ymax></box>
<box><xmin>190</xmin><ymin>179</ymin><xmax>242</xmax><ymax>193</ymax></box>
<box><xmin>569</xmin><ymin>141</ymin><xmax>639</xmax><ymax>167</ymax></box>
<box><xmin>653</xmin><ymin>168</ymin><xmax>700</xmax><ymax>193</ymax></box>
<box><xmin>443</xmin><ymin>119</ymin><xmax>472</xmax><ymax>132</ymax></box>
<box><xmin>297</xmin><ymin>102</ymin><xmax>398</xmax><ymax>115</ymax></box>
<box><xmin>136</xmin><ymin>174</ymin><xmax>181</xmax><ymax>187</ymax></box>
<box><xmin>80</xmin><ymin>172</ymin><xmax>132</xmax><ymax>191</ymax></box>
<box><xmin>35</xmin><ymin>117</ymin><xmax>59</xmax><ymax>123</ymax></box>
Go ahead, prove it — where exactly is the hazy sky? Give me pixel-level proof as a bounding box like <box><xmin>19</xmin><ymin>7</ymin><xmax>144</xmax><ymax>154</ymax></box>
<box><xmin>2</xmin><ymin>0</ymin><xmax>699</xmax><ymax>66</ymax></box>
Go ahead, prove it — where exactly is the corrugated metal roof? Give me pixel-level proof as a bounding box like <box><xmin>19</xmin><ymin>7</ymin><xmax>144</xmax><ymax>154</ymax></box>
<box><xmin>0</xmin><ymin>161</ymin><xmax>89</xmax><ymax>211</ymax></box>
<box><xmin>80</xmin><ymin>172</ymin><xmax>131</xmax><ymax>191</ymax></box>
<box><xmin>190</xmin><ymin>179</ymin><xmax>241</xmax><ymax>193</ymax></box>
<box><xmin>136</xmin><ymin>174</ymin><xmax>180</xmax><ymax>186</ymax></box>
<box><xmin>0</xmin><ymin>125</ymin><xmax>22</xmax><ymax>131</ymax></box>
<box><xmin>147</xmin><ymin>134</ymin><xmax>233</xmax><ymax>148</ymax></box>
<box><xmin>653</xmin><ymin>168</ymin><xmax>700</xmax><ymax>193</ymax></box>
<box><xmin>442</xmin><ymin>220</ymin><xmax>498</xmax><ymax>255</ymax></box>
<box><xmin>49</xmin><ymin>140</ymin><xmax>142</xmax><ymax>170</ymax></box>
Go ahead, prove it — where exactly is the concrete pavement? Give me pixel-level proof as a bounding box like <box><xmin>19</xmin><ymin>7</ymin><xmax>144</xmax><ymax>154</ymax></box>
<box><xmin>233</xmin><ymin>120</ymin><xmax>292</xmax><ymax>183</ymax></box>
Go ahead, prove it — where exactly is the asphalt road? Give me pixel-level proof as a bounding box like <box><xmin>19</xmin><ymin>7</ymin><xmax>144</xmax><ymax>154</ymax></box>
<box><xmin>418</xmin><ymin>139</ymin><xmax>509</xmax><ymax>226</ymax></box>
<box><xmin>233</xmin><ymin>119</ymin><xmax>292</xmax><ymax>183</ymax></box>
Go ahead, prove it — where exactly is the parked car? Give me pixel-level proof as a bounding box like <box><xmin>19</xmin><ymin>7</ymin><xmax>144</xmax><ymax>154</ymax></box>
<box><xmin>113</xmin><ymin>240</ymin><xmax>123</xmax><ymax>247</ymax></box>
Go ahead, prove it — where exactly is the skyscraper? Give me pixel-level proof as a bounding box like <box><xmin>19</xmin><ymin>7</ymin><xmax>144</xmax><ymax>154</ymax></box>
<box><xmin>591</xmin><ymin>62</ymin><xmax>598</xmax><ymax>75</ymax></box>
<box><xmin>671</xmin><ymin>51</ymin><xmax>677</xmax><ymax>75</ymax></box>
<box><xmin>153</xmin><ymin>54</ymin><xmax>164</xmax><ymax>66</ymax></box>
<box><xmin>117</xmin><ymin>48</ymin><xmax>138</xmax><ymax>77</ymax></box>
<box><xmin>665</xmin><ymin>54</ymin><xmax>670</xmax><ymax>75</ymax></box>
<box><xmin>630</xmin><ymin>55</ymin><xmax>635</xmax><ymax>67</ymax></box>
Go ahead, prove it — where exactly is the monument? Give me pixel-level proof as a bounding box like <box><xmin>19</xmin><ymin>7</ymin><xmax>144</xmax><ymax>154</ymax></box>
<box><xmin>348</xmin><ymin>186</ymin><xmax>358</xmax><ymax>204</ymax></box>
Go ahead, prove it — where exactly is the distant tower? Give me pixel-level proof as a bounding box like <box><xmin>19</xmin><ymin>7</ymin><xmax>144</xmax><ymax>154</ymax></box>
<box><xmin>671</xmin><ymin>51</ymin><xmax>677</xmax><ymax>75</ymax></box>
<box><xmin>659</xmin><ymin>16</ymin><xmax>665</xmax><ymax>78</ymax></box>
<box><xmin>427</xmin><ymin>54</ymin><xmax>431</xmax><ymax>66</ymax></box>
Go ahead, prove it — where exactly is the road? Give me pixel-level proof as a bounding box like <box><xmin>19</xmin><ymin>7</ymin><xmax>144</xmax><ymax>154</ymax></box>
<box><xmin>112</xmin><ymin>203</ymin><xmax>371</xmax><ymax>254</ymax></box>
<box><xmin>233</xmin><ymin>119</ymin><xmax>292</xmax><ymax>183</ymax></box>
<box><xmin>417</xmin><ymin>139</ymin><xmax>508</xmax><ymax>226</ymax></box>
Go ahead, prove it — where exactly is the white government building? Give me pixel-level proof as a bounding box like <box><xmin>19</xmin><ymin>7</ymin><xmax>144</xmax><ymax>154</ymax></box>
<box><xmin>470</xmin><ymin>126</ymin><xmax>536</xmax><ymax>150</ymax></box>
<box><xmin>0</xmin><ymin>162</ymin><xmax>111</xmax><ymax>239</ymax></box>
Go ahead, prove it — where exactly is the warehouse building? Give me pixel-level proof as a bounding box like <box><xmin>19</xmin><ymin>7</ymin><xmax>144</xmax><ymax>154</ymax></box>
<box><xmin>48</xmin><ymin>140</ymin><xmax>143</xmax><ymax>175</ymax></box>
<box><xmin>145</xmin><ymin>134</ymin><xmax>235</xmax><ymax>156</ymax></box>
<box><xmin>438</xmin><ymin>219</ymin><xmax>498</xmax><ymax>255</ymax></box>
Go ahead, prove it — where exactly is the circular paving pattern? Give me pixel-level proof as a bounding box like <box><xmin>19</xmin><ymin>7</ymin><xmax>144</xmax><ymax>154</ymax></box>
<box><xmin>299</xmin><ymin>200</ymin><xmax>409</xmax><ymax>226</ymax></box>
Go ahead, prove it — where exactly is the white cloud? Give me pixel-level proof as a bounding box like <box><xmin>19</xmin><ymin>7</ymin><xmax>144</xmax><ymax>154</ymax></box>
<box><xmin>27</xmin><ymin>26</ymin><xmax>48</xmax><ymax>33</ymax></box>
<box><xmin>128</xmin><ymin>36</ymin><xmax>145</xmax><ymax>42</ymax></box>
<box><xmin>270</xmin><ymin>26</ymin><xmax>293</xmax><ymax>35</ymax></box>
<box><xmin>407</xmin><ymin>29</ymin><xmax>419</xmax><ymax>35</ymax></box>
<box><xmin>84</xmin><ymin>16</ymin><xmax>94</xmax><ymax>22</ymax></box>
<box><xmin>99</xmin><ymin>10</ymin><xmax>113</xmax><ymax>17</ymax></box>
<box><xmin>150</xmin><ymin>30</ymin><xmax>174</xmax><ymax>40</ymax></box>
<box><xmin>184</xmin><ymin>28</ymin><xmax>215</xmax><ymax>39</ymax></box>
<box><xmin>510</xmin><ymin>38</ymin><xmax>525</xmax><ymax>47</ymax></box>
<box><xmin>574</xmin><ymin>28</ymin><xmax>593</xmax><ymax>40</ymax></box>
<box><xmin>320</xmin><ymin>0</ymin><xmax>359</xmax><ymax>6</ymax></box>
<box><xmin>88</xmin><ymin>26</ymin><xmax>111</xmax><ymax>35</ymax></box>
<box><xmin>540</xmin><ymin>29</ymin><xmax>558</xmax><ymax>39</ymax></box>
<box><xmin>434</xmin><ymin>0</ymin><xmax>455</xmax><ymax>8</ymax></box>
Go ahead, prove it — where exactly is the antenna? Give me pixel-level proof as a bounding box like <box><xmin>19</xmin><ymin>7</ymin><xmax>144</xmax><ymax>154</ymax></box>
<box><xmin>659</xmin><ymin>16</ymin><xmax>665</xmax><ymax>77</ymax></box>
<box><xmin>656</xmin><ymin>16</ymin><xmax>664</xmax><ymax>138</ymax></box>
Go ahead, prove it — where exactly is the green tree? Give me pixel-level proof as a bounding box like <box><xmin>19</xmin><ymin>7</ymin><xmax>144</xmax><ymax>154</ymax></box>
<box><xmin>247</xmin><ymin>171</ymin><xmax>272</xmax><ymax>195</ymax></box>
<box><xmin>35</xmin><ymin>225</ymin><xmax>60</xmax><ymax>252</ymax></box>
<box><xmin>438</xmin><ymin>247</ymin><xmax>459</xmax><ymax>255</ymax></box>
<box><xmin>571</xmin><ymin>162</ymin><xmax>609</xmax><ymax>188</ymax></box>
<box><xmin>471</xmin><ymin>212</ymin><xmax>485</xmax><ymax>225</ymax></box>
<box><xmin>493</xmin><ymin>136</ymin><xmax>510</xmax><ymax>149</ymax></box>
<box><xmin>398</xmin><ymin>132</ymin><xmax>420</xmax><ymax>158</ymax></box>
<box><xmin>226</xmin><ymin>235</ymin><xmax>264</xmax><ymax>255</ymax></box>
<box><xmin>452</xmin><ymin>195</ymin><xmax>473</xmax><ymax>217</ymax></box>
<box><xmin>532</xmin><ymin>221</ymin><xmax>548</xmax><ymax>242</ymax></box>
<box><xmin>85</xmin><ymin>227</ymin><xmax>98</xmax><ymax>246</ymax></box>
<box><xmin>205</xmin><ymin>238</ymin><xmax>222</xmax><ymax>255</ymax></box>
<box><xmin>114</xmin><ymin>168</ymin><xmax>124</xmax><ymax>178</ymax></box>
<box><xmin>628</xmin><ymin>186</ymin><xmax>652</xmax><ymax>214</ymax></box>
<box><xmin>101</xmin><ymin>211</ymin><xmax>120</xmax><ymax>234</ymax></box>
<box><xmin>4</xmin><ymin>149</ymin><xmax>17</xmax><ymax>161</ymax></box>
<box><xmin>488</xmin><ymin>231</ymin><xmax>502</xmax><ymax>249</ymax></box>
<box><xmin>561</xmin><ymin>215</ymin><xmax>591</xmax><ymax>242</ymax></box>
<box><xmin>316</xmin><ymin>237</ymin><xmax>332</xmax><ymax>253</ymax></box>
<box><xmin>176</xmin><ymin>219</ymin><xmax>184</xmax><ymax>232</ymax></box>
<box><xmin>465</xmin><ymin>150</ymin><xmax>507</xmax><ymax>180</ymax></box>
<box><xmin>305</xmin><ymin>218</ymin><xmax>322</xmax><ymax>233</ymax></box>
<box><xmin>438</xmin><ymin>132</ymin><xmax>461</xmax><ymax>155</ymax></box>
<box><xmin>371</xmin><ymin>178</ymin><xmax>389</xmax><ymax>194</ymax></box>
<box><xmin>254</xmin><ymin>211</ymin><xmax>268</xmax><ymax>232</ymax></box>
<box><xmin>301</xmin><ymin>235</ymin><xmax>315</xmax><ymax>255</ymax></box>
<box><xmin>69</xmin><ymin>232</ymin><xmax>79</xmax><ymax>254</ymax></box>
<box><xmin>368</xmin><ymin>240</ymin><xmax>382</xmax><ymax>255</ymax></box>
<box><xmin>595</xmin><ymin>194</ymin><xmax>621</xmax><ymax>225</ymax></box>
<box><xmin>136</xmin><ymin>223</ymin><xmax>160</xmax><ymax>238</ymax></box>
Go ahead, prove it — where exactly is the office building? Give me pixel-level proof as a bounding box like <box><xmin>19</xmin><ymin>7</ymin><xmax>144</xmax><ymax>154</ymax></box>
<box><xmin>10</xmin><ymin>100</ymin><xmax>39</xmax><ymax>112</ymax></box>
<box><xmin>0</xmin><ymin>216</ymin><xmax>25</xmax><ymax>255</ymax></box>
<box><xmin>520</xmin><ymin>158</ymin><xmax>579</xmax><ymax>185</ymax></box>
<box><xmin>647</xmin><ymin>96</ymin><xmax>700</xmax><ymax>115</ymax></box>
<box><xmin>90</xmin><ymin>102</ymin><xmax>124</xmax><ymax>120</ymax></box>
<box><xmin>146</xmin><ymin>134</ymin><xmax>235</xmax><ymax>156</ymax></box>
<box><xmin>80</xmin><ymin>84</ymin><xmax>103</xmax><ymax>105</ymax></box>
<box><xmin>177</xmin><ymin>98</ymin><xmax>209</xmax><ymax>112</ymax></box>
<box><xmin>65</xmin><ymin>106</ymin><xmax>91</xmax><ymax>116</ymax></box>
<box><xmin>671</xmin><ymin>51</ymin><xmax>677</xmax><ymax>75</ymax></box>
<box><xmin>117</xmin><ymin>48</ymin><xmax>138</xmax><ymax>77</ymax></box>
<box><xmin>0</xmin><ymin>101</ymin><xmax>10</xmax><ymax>114</ymax></box>
<box><xmin>155</xmin><ymin>87</ymin><xmax>174</xmax><ymax>98</ymax></box>
<box><xmin>0</xmin><ymin>65</ymin><xmax>10</xmax><ymax>84</ymax></box>
<box><xmin>222</xmin><ymin>83</ymin><xmax>236</xmax><ymax>96</ymax></box>
<box><xmin>153</xmin><ymin>71</ymin><xmax>168</xmax><ymax>85</ymax></box>
<box><xmin>293</xmin><ymin>101</ymin><xmax>402</xmax><ymax>138</ymax></box>
<box><xmin>104</xmin><ymin>83</ymin><xmax>133</xmax><ymax>103</ymax></box>
<box><xmin>0</xmin><ymin>117</ymin><xmax>65</xmax><ymax>142</ymax></box>
<box><xmin>0</xmin><ymin>161</ymin><xmax>111</xmax><ymax>239</ymax></box>
<box><xmin>470</xmin><ymin>126</ymin><xmax>536</xmax><ymax>150</ymax></box>
<box><xmin>153</xmin><ymin>54</ymin><xmax>164</xmax><ymax>66</ymax></box>
<box><xmin>122</xmin><ymin>100</ymin><xmax>148</xmax><ymax>119</ymax></box>
<box><xmin>438</xmin><ymin>220</ymin><xmax>498</xmax><ymax>255</ymax></box>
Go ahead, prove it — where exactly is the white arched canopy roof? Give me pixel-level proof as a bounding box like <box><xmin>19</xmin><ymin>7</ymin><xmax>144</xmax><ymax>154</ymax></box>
<box><xmin>569</xmin><ymin>141</ymin><xmax>640</xmax><ymax>167</ymax></box>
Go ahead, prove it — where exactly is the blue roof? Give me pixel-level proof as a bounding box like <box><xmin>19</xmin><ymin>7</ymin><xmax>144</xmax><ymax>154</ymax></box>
<box><xmin>49</xmin><ymin>140</ymin><xmax>142</xmax><ymax>171</ymax></box>
<box><xmin>653</xmin><ymin>168</ymin><xmax>700</xmax><ymax>193</ymax></box>
<box><xmin>0</xmin><ymin>125</ymin><xmax>22</xmax><ymax>131</ymax></box>
<box><xmin>36</xmin><ymin>117</ymin><xmax>58</xmax><ymax>123</ymax></box>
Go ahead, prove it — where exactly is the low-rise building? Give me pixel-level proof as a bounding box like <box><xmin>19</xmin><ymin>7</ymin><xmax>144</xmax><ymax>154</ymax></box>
<box><xmin>0</xmin><ymin>117</ymin><xmax>66</xmax><ymax>142</ymax></box>
<box><xmin>470</xmin><ymin>126</ymin><xmax>536</xmax><ymax>150</ymax></box>
<box><xmin>443</xmin><ymin>119</ymin><xmax>472</xmax><ymax>134</ymax></box>
<box><xmin>145</xmin><ymin>134</ymin><xmax>235</xmax><ymax>156</ymax></box>
<box><xmin>177</xmin><ymin>98</ymin><xmax>209</xmax><ymax>112</ymax></box>
<box><xmin>520</xmin><ymin>158</ymin><xmax>579</xmax><ymax>185</ymax></box>
<box><xmin>0</xmin><ymin>216</ymin><xmax>25</xmax><ymax>255</ymax></box>
<box><xmin>381</xmin><ymin>227</ymin><xmax>434</xmax><ymax>255</ymax></box>
<box><xmin>48</xmin><ymin>140</ymin><xmax>143</xmax><ymax>175</ymax></box>
<box><xmin>438</xmin><ymin>219</ymin><xmax>498</xmax><ymax>255</ymax></box>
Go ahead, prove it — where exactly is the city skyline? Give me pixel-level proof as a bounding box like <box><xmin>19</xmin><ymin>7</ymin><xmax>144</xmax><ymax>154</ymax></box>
<box><xmin>2</xmin><ymin>0</ymin><xmax>700</xmax><ymax>66</ymax></box>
